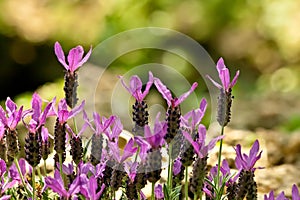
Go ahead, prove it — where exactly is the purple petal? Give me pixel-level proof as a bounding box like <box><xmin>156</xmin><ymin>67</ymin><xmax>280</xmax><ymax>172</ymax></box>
<box><xmin>0</xmin><ymin>195</ymin><xmax>11</xmax><ymax>200</ymax></box>
<box><xmin>207</xmin><ymin>135</ymin><xmax>224</xmax><ymax>152</ymax></box>
<box><xmin>76</xmin><ymin>46</ymin><xmax>92</xmax><ymax>68</ymax></box>
<box><xmin>45</xmin><ymin>170</ymin><xmax>68</xmax><ymax>197</ymax></box>
<box><xmin>9</xmin><ymin>106</ymin><xmax>23</xmax><ymax>129</ymax></box>
<box><xmin>140</xmin><ymin>71</ymin><xmax>154</xmax><ymax>100</ymax></box>
<box><xmin>216</xmin><ymin>57</ymin><xmax>225</xmax><ymax>74</ymax></box>
<box><xmin>174</xmin><ymin>82</ymin><xmax>198</xmax><ymax>107</ymax></box>
<box><xmin>111</xmin><ymin>117</ymin><xmax>123</xmax><ymax>141</ymax></box>
<box><xmin>96</xmin><ymin>183</ymin><xmax>106</xmax><ymax>199</ymax></box>
<box><xmin>41</xmin><ymin>126</ymin><xmax>49</xmax><ymax>143</ymax></box>
<box><xmin>121</xmin><ymin>138</ymin><xmax>137</xmax><ymax>163</ymax></box>
<box><xmin>292</xmin><ymin>184</ymin><xmax>300</xmax><ymax>200</ymax></box>
<box><xmin>5</xmin><ymin>97</ymin><xmax>17</xmax><ymax>115</ymax></box>
<box><xmin>173</xmin><ymin>159</ymin><xmax>182</xmax><ymax>176</ymax></box>
<box><xmin>31</xmin><ymin>93</ymin><xmax>42</xmax><ymax>122</ymax></box>
<box><xmin>119</xmin><ymin>75</ymin><xmax>135</xmax><ymax>97</ymax></box>
<box><xmin>0</xmin><ymin>159</ymin><xmax>6</xmax><ymax>177</ymax></box>
<box><xmin>0</xmin><ymin>107</ymin><xmax>7</xmax><ymax>126</ymax></box>
<box><xmin>54</xmin><ymin>42</ymin><xmax>69</xmax><ymax>70</ymax></box>
<box><xmin>39</xmin><ymin>99</ymin><xmax>53</xmax><ymax>126</ymax></box>
<box><xmin>206</xmin><ymin>75</ymin><xmax>222</xmax><ymax>89</ymax></box>
<box><xmin>62</xmin><ymin>163</ymin><xmax>74</xmax><ymax>175</ymax></box>
<box><xmin>199</xmin><ymin>98</ymin><xmax>207</xmax><ymax>113</ymax></box>
<box><xmin>0</xmin><ymin>126</ymin><xmax>5</xmax><ymax>140</ymax></box>
<box><xmin>67</xmin><ymin>46</ymin><xmax>84</xmax><ymax>72</ymax></box>
<box><xmin>129</xmin><ymin>76</ymin><xmax>143</xmax><ymax>100</ymax></box>
<box><xmin>68</xmin><ymin>101</ymin><xmax>85</xmax><ymax>119</ymax></box>
<box><xmin>230</xmin><ymin>70</ymin><xmax>240</xmax><ymax>88</ymax></box>
<box><xmin>219</xmin><ymin>68</ymin><xmax>230</xmax><ymax>90</ymax></box>
<box><xmin>182</xmin><ymin>130</ymin><xmax>199</xmax><ymax>155</ymax></box>
<box><xmin>68</xmin><ymin>175</ymin><xmax>81</xmax><ymax>197</ymax></box>
<box><xmin>155</xmin><ymin>184</ymin><xmax>164</xmax><ymax>199</ymax></box>
<box><xmin>154</xmin><ymin>78</ymin><xmax>173</xmax><ymax>106</ymax></box>
<box><xmin>276</xmin><ymin>191</ymin><xmax>287</xmax><ymax>200</ymax></box>
<box><xmin>58</xmin><ymin>99</ymin><xmax>68</xmax><ymax>112</ymax></box>
<box><xmin>58</xmin><ymin>110</ymin><xmax>69</xmax><ymax>124</ymax></box>
<box><xmin>249</xmin><ymin>140</ymin><xmax>259</xmax><ymax>162</ymax></box>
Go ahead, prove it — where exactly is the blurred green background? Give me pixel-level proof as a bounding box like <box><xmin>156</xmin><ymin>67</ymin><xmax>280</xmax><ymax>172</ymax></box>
<box><xmin>1</xmin><ymin>0</ymin><xmax>300</xmax><ymax>132</ymax></box>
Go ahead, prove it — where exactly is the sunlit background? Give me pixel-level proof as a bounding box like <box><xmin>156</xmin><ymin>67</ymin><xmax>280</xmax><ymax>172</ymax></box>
<box><xmin>1</xmin><ymin>0</ymin><xmax>300</xmax><ymax>132</ymax></box>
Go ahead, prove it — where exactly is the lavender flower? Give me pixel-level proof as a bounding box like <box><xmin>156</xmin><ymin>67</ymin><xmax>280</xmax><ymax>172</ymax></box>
<box><xmin>80</xmin><ymin>175</ymin><xmax>105</xmax><ymax>200</ymax></box>
<box><xmin>234</xmin><ymin>140</ymin><xmax>263</xmax><ymax>200</ymax></box>
<box><xmin>85</xmin><ymin>112</ymin><xmax>115</xmax><ymax>165</ymax></box>
<box><xmin>144</xmin><ymin>113</ymin><xmax>167</xmax><ymax>183</ymax></box>
<box><xmin>54</xmin><ymin>41</ymin><xmax>92</xmax><ymax>108</ymax></box>
<box><xmin>0</xmin><ymin>159</ymin><xmax>16</xmax><ymax>197</ymax></box>
<box><xmin>0</xmin><ymin>125</ymin><xmax>6</xmax><ymax>162</ymax></box>
<box><xmin>206</xmin><ymin>58</ymin><xmax>240</xmax><ymax>126</ymax></box>
<box><xmin>154</xmin><ymin>77</ymin><xmax>197</xmax><ymax>151</ymax></box>
<box><xmin>23</xmin><ymin>93</ymin><xmax>53</xmax><ymax>167</ymax></box>
<box><xmin>40</xmin><ymin>126</ymin><xmax>51</xmax><ymax>161</ymax></box>
<box><xmin>45</xmin><ymin>169</ymin><xmax>81</xmax><ymax>199</ymax></box>
<box><xmin>119</xmin><ymin>72</ymin><xmax>154</xmax><ymax>136</ymax></box>
<box><xmin>124</xmin><ymin>161</ymin><xmax>139</xmax><ymax>200</ymax></box>
<box><xmin>109</xmin><ymin>138</ymin><xmax>137</xmax><ymax>192</ymax></box>
<box><xmin>0</xmin><ymin>97</ymin><xmax>23</xmax><ymax>164</ymax></box>
<box><xmin>51</xmin><ymin>99</ymin><xmax>85</xmax><ymax>165</ymax></box>
<box><xmin>8</xmin><ymin>158</ymin><xmax>32</xmax><ymax>190</ymax></box>
<box><xmin>155</xmin><ymin>184</ymin><xmax>164</xmax><ymax>200</ymax></box>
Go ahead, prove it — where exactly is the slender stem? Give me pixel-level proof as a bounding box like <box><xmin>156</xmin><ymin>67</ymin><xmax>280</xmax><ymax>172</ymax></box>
<box><xmin>185</xmin><ymin>166</ymin><xmax>189</xmax><ymax>200</ymax></box>
<box><xmin>151</xmin><ymin>182</ymin><xmax>155</xmax><ymax>200</ymax></box>
<box><xmin>36</xmin><ymin>166</ymin><xmax>43</xmax><ymax>181</ymax></box>
<box><xmin>14</xmin><ymin>158</ymin><xmax>32</xmax><ymax>197</ymax></box>
<box><xmin>43</xmin><ymin>160</ymin><xmax>47</xmax><ymax>176</ymax></box>
<box><xmin>32</xmin><ymin>167</ymin><xmax>36</xmax><ymax>200</ymax></box>
<box><xmin>216</xmin><ymin>126</ymin><xmax>225</xmax><ymax>189</ymax></box>
<box><xmin>167</xmin><ymin>144</ymin><xmax>173</xmax><ymax>190</ymax></box>
<box><xmin>194</xmin><ymin>194</ymin><xmax>198</xmax><ymax>200</ymax></box>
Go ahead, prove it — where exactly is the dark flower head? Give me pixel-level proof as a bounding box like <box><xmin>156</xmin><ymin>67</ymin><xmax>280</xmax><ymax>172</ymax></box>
<box><xmin>234</xmin><ymin>139</ymin><xmax>263</xmax><ymax>172</ymax></box>
<box><xmin>119</xmin><ymin>71</ymin><xmax>154</xmax><ymax>102</ymax></box>
<box><xmin>154</xmin><ymin>77</ymin><xmax>198</xmax><ymax>108</ymax></box>
<box><xmin>0</xmin><ymin>97</ymin><xmax>23</xmax><ymax>131</ymax></box>
<box><xmin>54</xmin><ymin>41</ymin><xmax>92</xmax><ymax>74</ymax></box>
<box><xmin>206</xmin><ymin>57</ymin><xmax>240</xmax><ymax>92</ymax></box>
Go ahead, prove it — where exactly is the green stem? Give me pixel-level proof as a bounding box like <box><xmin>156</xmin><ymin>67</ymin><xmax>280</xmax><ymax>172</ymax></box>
<box><xmin>43</xmin><ymin>160</ymin><xmax>47</xmax><ymax>176</ymax></box>
<box><xmin>185</xmin><ymin>166</ymin><xmax>189</xmax><ymax>200</ymax></box>
<box><xmin>151</xmin><ymin>182</ymin><xmax>155</xmax><ymax>200</ymax></box>
<box><xmin>14</xmin><ymin>158</ymin><xmax>32</xmax><ymax>197</ymax></box>
<box><xmin>216</xmin><ymin>126</ymin><xmax>225</xmax><ymax>190</ymax></box>
<box><xmin>32</xmin><ymin>167</ymin><xmax>36</xmax><ymax>200</ymax></box>
<box><xmin>167</xmin><ymin>144</ymin><xmax>173</xmax><ymax>190</ymax></box>
<box><xmin>194</xmin><ymin>194</ymin><xmax>198</xmax><ymax>200</ymax></box>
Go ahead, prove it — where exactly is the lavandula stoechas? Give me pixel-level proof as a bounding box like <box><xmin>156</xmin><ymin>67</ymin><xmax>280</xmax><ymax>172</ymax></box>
<box><xmin>0</xmin><ymin>98</ymin><xmax>23</xmax><ymax>165</ymax></box>
<box><xmin>51</xmin><ymin>99</ymin><xmax>85</xmax><ymax>166</ymax></box>
<box><xmin>233</xmin><ymin>140</ymin><xmax>262</xmax><ymax>200</ymax></box>
<box><xmin>206</xmin><ymin>58</ymin><xmax>239</xmax><ymax>194</ymax></box>
<box><xmin>124</xmin><ymin>160</ymin><xmax>139</xmax><ymax>199</ymax></box>
<box><xmin>182</xmin><ymin>125</ymin><xmax>223</xmax><ymax>199</ymax></box>
<box><xmin>154</xmin><ymin>77</ymin><xmax>197</xmax><ymax>189</ymax></box>
<box><xmin>119</xmin><ymin>72</ymin><xmax>154</xmax><ymax>136</ymax></box>
<box><xmin>22</xmin><ymin>93</ymin><xmax>53</xmax><ymax>168</ymax></box>
<box><xmin>54</xmin><ymin>42</ymin><xmax>92</xmax><ymax>108</ymax></box>
<box><xmin>109</xmin><ymin>139</ymin><xmax>137</xmax><ymax>195</ymax></box>
<box><xmin>144</xmin><ymin>113</ymin><xmax>166</xmax><ymax>198</ymax></box>
<box><xmin>66</xmin><ymin>113</ymin><xmax>88</xmax><ymax>165</ymax></box>
<box><xmin>85</xmin><ymin>112</ymin><xmax>115</xmax><ymax>166</ymax></box>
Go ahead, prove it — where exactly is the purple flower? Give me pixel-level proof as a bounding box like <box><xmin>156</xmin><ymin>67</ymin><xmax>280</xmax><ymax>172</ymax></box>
<box><xmin>173</xmin><ymin>158</ymin><xmax>182</xmax><ymax>176</ymax></box>
<box><xmin>143</xmin><ymin>113</ymin><xmax>167</xmax><ymax>149</ymax></box>
<box><xmin>0</xmin><ymin>159</ymin><xmax>16</xmax><ymax>194</ymax></box>
<box><xmin>134</xmin><ymin>136</ymin><xmax>150</xmax><ymax>164</ymax></box>
<box><xmin>8</xmin><ymin>158</ymin><xmax>32</xmax><ymax>190</ymax></box>
<box><xmin>80</xmin><ymin>175</ymin><xmax>105</xmax><ymax>200</ymax></box>
<box><xmin>50</xmin><ymin>98</ymin><xmax>85</xmax><ymax>125</ymax></box>
<box><xmin>102</xmin><ymin>116</ymin><xmax>123</xmax><ymax>142</ymax></box>
<box><xmin>119</xmin><ymin>72</ymin><xmax>154</xmax><ymax>102</ymax></box>
<box><xmin>264</xmin><ymin>191</ymin><xmax>288</xmax><ymax>200</ymax></box>
<box><xmin>85</xmin><ymin>112</ymin><xmax>116</xmax><ymax>136</ymax></box>
<box><xmin>110</xmin><ymin>138</ymin><xmax>137</xmax><ymax>163</ymax></box>
<box><xmin>154</xmin><ymin>184</ymin><xmax>164</xmax><ymax>199</ymax></box>
<box><xmin>181</xmin><ymin>98</ymin><xmax>207</xmax><ymax>130</ymax></box>
<box><xmin>45</xmin><ymin>169</ymin><xmax>81</xmax><ymax>198</ymax></box>
<box><xmin>182</xmin><ymin>124</ymin><xmax>223</xmax><ymax>158</ymax></box>
<box><xmin>0</xmin><ymin>97</ymin><xmax>23</xmax><ymax>131</ymax></box>
<box><xmin>124</xmin><ymin>161</ymin><xmax>138</xmax><ymax>183</ymax></box>
<box><xmin>234</xmin><ymin>140</ymin><xmax>263</xmax><ymax>172</ymax></box>
<box><xmin>154</xmin><ymin>77</ymin><xmax>198</xmax><ymax>108</ymax></box>
<box><xmin>54</xmin><ymin>42</ymin><xmax>92</xmax><ymax>74</ymax></box>
<box><xmin>292</xmin><ymin>184</ymin><xmax>300</xmax><ymax>200</ymax></box>
<box><xmin>206</xmin><ymin>57</ymin><xmax>240</xmax><ymax>92</ymax></box>
<box><xmin>22</xmin><ymin>93</ymin><xmax>54</xmax><ymax>133</ymax></box>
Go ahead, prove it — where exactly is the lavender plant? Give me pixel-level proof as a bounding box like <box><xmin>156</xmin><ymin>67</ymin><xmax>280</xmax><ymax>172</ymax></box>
<box><xmin>0</xmin><ymin>41</ymin><xmax>298</xmax><ymax>200</ymax></box>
